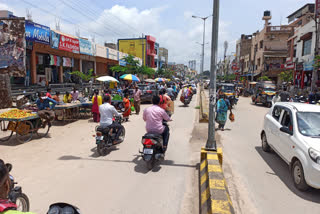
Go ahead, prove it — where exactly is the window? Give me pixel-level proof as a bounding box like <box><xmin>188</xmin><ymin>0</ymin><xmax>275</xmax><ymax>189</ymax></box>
<box><xmin>257</xmin><ymin>58</ymin><xmax>261</xmax><ymax>67</ymax></box>
<box><xmin>281</xmin><ymin>110</ymin><xmax>293</xmax><ymax>131</ymax></box>
<box><xmin>302</xmin><ymin>38</ymin><xmax>312</xmax><ymax>56</ymax></box>
<box><xmin>260</xmin><ymin>40</ymin><xmax>263</xmax><ymax>49</ymax></box>
<box><xmin>293</xmin><ymin>45</ymin><xmax>297</xmax><ymax>58</ymax></box>
<box><xmin>272</xmin><ymin>106</ymin><xmax>282</xmax><ymax>121</ymax></box>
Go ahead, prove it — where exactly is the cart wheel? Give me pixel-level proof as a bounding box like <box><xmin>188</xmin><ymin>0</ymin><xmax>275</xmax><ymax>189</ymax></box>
<box><xmin>16</xmin><ymin>121</ymin><xmax>33</xmax><ymax>143</ymax></box>
<box><xmin>36</xmin><ymin>118</ymin><xmax>50</xmax><ymax>138</ymax></box>
<box><xmin>0</xmin><ymin>121</ymin><xmax>13</xmax><ymax>142</ymax></box>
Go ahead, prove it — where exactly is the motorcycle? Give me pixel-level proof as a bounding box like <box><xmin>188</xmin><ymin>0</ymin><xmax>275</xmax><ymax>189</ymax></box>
<box><xmin>94</xmin><ymin>116</ymin><xmax>126</xmax><ymax>156</ymax></box>
<box><xmin>140</xmin><ymin>123</ymin><xmax>169</xmax><ymax>170</ymax></box>
<box><xmin>47</xmin><ymin>202</ymin><xmax>81</xmax><ymax>214</ymax></box>
<box><xmin>6</xmin><ymin>163</ymin><xmax>30</xmax><ymax>212</ymax></box>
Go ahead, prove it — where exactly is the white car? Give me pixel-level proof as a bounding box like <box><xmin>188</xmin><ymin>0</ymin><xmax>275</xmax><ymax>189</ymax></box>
<box><xmin>261</xmin><ymin>102</ymin><xmax>320</xmax><ymax>191</ymax></box>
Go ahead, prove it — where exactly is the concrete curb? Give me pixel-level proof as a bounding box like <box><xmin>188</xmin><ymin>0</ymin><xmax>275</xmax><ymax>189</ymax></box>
<box><xmin>200</xmin><ymin>148</ymin><xmax>234</xmax><ymax>214</ymax></box>
<box><xmin>199</xmin><ymin>89</ymin><xmax>209</xmax><ymax>123</ymax></box>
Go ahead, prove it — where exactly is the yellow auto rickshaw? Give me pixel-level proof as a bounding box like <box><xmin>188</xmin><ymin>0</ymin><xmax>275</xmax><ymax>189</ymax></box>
<box><xmin>252</xmin><ymin>81</ymin><xmax>276</xmax><ymax>108</ymax></box>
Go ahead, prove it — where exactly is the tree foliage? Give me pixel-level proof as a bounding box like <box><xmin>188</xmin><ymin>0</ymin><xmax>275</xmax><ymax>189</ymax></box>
<box><xmin>279</xmin><ymin>70</ymin><xmax>293</xmax><ymax>83</ymax></box>
<box><xmin>258</xmin><ymin>75</ymin><xmax>271</xmax><ymax>81</ymax></box>
<box><xmin>156</xmin><ymin>67</ymin><xmax>175</xmax><ymax>79</ymax></box>
<box><xmin>70</xmin><ymin>69</ymin><xmax>94</xmax><ymax>82</ymax></box>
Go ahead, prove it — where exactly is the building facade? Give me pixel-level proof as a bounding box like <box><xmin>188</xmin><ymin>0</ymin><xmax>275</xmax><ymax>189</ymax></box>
<box><xmin>159</xmin><ymin>47</ymin><xmax>168</xmax><ymax>68</ymax></box>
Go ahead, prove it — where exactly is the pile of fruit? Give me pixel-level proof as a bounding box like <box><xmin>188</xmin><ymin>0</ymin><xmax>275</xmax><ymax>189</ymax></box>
<box><xmin>0</xmin><ymin>109</ymin><xmax>36</xmax><ymax>119</ymax></box>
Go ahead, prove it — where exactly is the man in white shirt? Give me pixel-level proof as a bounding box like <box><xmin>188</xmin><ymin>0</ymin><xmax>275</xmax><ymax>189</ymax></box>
<box><xmin>99</xmin><ymin>96</ymin><xmax>123</xmax><ymax>144</ymax></box>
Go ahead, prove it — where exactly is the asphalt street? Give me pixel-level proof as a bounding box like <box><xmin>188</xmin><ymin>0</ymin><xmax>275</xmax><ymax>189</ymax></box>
<box><xmin>0</xmin><ymin>96</ymin><xmax>199</xmax><ymax>214</ymax></box>
<box><xmin>217</xmin><ymin>96</ymin><xmax>320</xmax><ymax>214</ymax></box>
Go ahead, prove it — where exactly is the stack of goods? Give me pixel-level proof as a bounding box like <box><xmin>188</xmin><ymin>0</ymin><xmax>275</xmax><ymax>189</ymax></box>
<box><xmin>0</xmin><ymin>109</ymin><xmax>36</xmax><ymax>119</ymax></box>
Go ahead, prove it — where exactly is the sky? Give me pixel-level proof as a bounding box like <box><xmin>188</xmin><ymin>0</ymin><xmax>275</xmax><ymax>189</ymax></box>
<box><xmin>0</xmin><ymin>0</ymin><xmax>310</xmax><ymax>71</ymax></box>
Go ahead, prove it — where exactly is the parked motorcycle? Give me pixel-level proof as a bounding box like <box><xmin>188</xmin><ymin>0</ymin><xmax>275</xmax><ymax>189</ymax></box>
<box><xmin>292</xmin><ymin>95</ymin><xmax>307</xmax><ymax>103</ymax></box>
<box><xmin>140</xmin><ymin>123</ymin><xmax>170</xmax><ymax>170</ymax></box>
<box><xmin>94</xmin><ymin>116</ymin><xmax>126</xmax><ymax>156</ymax></box>
<box><xmin>47</xmin><ymin>202</ymin><xmax>81</xmax><ymax>214</ymax></box>
<box><xmin>6</xmin><ymin>163</ymin><xmax>30</xmax><ymax>212</ymax></box>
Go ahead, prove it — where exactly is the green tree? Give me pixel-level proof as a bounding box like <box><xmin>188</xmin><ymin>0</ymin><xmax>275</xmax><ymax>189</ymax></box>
<box><xmin>258</xmin><ymin>75</ymin><xmax>271</xmax><ymax>81</ymax></box>
<box><xmin>278</xmin><ymin>70</ymin><xmax>293</xmax><ymax>83</ymax></box>
<box><xmin>70</xmin><ymin>69</ymin><xmax>94</xmax><ymax>82</ymax></box>
<box><xmin>110</xmin><ymin>54</ymin><xmax>141</xmax><ymax>74</ymax></box>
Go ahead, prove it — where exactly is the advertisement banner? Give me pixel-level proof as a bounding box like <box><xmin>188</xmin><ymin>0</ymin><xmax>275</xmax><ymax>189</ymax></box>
<box><xmin>118</xmin><ymin>39</ymin><xmax>146</xmax><ymax>65</ymax></box>
<box><xmin>304</xmin><ymin>60</ymin><xmax>314</xmax><ymax>71</ymax></box>
<box><xmin>107</xmin><ymin>48</ymin><xmax>119</xmax><ymax>61</ymax></box>
<box><xmin>95</xmin><ymin>44</ymin><xmax>107</xmax><ymax>58</ymax></box>
<box><xmin>0</xmin><ymin>18</ymin><xmax>26</xmax><ymax>77</ymax></box>
<box><xmin>119</xmin><ymin>52</ymin><xmax>128</xmax><ymax>66</ymax></box>
<box><xmin>25</xmin><ymin>20</ymin><xmax>50</xmax><ymax>45</ymax></box>
<box><xmin>79</xmin><ymin>38</ymin><xmax>93</xmax><ymax>55</ymax></box>
<box><xmin>58</xmin><ymin>35</ymin><xmax>79</xmax><ymax>53</ymax></box>
<box><xmin>51</xmin><ymin>31</ymin><xmax>60</xmax><ymax>49</ymax></box>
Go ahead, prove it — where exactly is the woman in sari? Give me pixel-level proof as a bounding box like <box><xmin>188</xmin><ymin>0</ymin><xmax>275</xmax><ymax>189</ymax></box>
<box><xmin>92</xmin><ymin>89</ymin><xmax>102</xmax><ymax>122</ymax></box>
<box><xmin>122</xmin><ymin>93</ymin><xmax>131</xmax><ymax>121</ymax></box>
<box><xmin>216</xmin><ymin>95</ymin><xmax>230</xmax><ymax>131</ymax></box>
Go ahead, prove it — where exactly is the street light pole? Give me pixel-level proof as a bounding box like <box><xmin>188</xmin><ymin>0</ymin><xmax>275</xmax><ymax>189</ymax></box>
<box><xmin>206</xmin><ymin>0</ymin><xmax>220</xmax><ymax>151</ymax></box>
<box><xmin>192</xmin><ymin>14</ymin><xmax>212</xmax><ymax>83</ymax></box>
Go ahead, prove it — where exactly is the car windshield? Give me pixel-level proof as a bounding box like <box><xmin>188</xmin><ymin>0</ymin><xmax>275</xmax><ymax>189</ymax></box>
<box><xmin>297</xmin><ymin>112</ymin><xmax>320</xmax><ymax>137</ymax></box>
<box><xmin>221</xmin><ymin>85</ymin><xmax>234</xmax><ymax>92</ymax></box>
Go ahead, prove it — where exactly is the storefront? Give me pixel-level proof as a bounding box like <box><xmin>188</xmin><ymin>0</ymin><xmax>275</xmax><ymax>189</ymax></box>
<box><xmin>301</xmin><ymin>60</ymin><xmax>314</xmax><ymax>89</ymax></box>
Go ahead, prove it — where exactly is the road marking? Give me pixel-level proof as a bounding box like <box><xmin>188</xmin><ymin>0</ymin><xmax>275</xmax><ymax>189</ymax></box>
<box><xmin>207</xmin><ymin>153</ymin><xmax>219</xmax><ymax>160</ymax></box>
<box><xmin>208</xmin><ymin>164</ymin><xmax>222</xmax><ymax>173</ymax></box>
<box><xmin>201</xmin><ymin>172</ymin><xmax>209</xmax><ymax>186</ymax></box>
<box><xmin>201</xmin><ymin>186</ymin><xmax>211</xmax><ymax>205</ymax></box>
<box><xmin>211</xmin><ymin>200</ymin><xmax>231</xmax><ymax>214</ymax></box>
<box><xmin>209</xmin><ymin>179</ymin><xmax>225</xmax><ymax>190</ymax></box>
<box><xmin>200</xmin><ymin>159</ymin><xmax>208</xmax><ymax>171</ymax></box>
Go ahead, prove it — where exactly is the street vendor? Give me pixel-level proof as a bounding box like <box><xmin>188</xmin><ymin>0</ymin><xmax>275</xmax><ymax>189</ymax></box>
<box><xmin>92</xmin><ymin>89</ymin><xmax>102</xmax><ymax>122</ymax></box>
<box><xmin>122</xmin><ymin>93</ymin><xmax>131</xmax><ymax>121</ymax></box>
<box><xmin>63</xmin><ymin>91</ymin><xmax>72</xmax><ymax>103</ymax></box>
<box><xmin>36</xmin><ymin>92</ymin><xmax>57</xmax><ymax>127</ymax></box>
<box><xmin>71</xmin><ymin>87</ymin><xmax>79</xmax><ymax>102</ymax></box>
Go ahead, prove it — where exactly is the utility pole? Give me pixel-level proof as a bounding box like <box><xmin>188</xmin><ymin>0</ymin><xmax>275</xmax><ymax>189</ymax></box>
<box><xmin>206</xmin><ymin>0</ymin><xmax>220</xmax><ymax>151</ymax></box>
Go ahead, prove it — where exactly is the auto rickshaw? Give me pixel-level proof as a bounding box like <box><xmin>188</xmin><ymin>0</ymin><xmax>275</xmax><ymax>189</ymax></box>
<box><xmin>219</xmin><ymin>83</ymin><xmax>238</xmax><ymax>107</ymax></box>
<box><xmin>251</xmin><ymin>81</ymin><xmax>276</xmax><ymax>108</ymax></box>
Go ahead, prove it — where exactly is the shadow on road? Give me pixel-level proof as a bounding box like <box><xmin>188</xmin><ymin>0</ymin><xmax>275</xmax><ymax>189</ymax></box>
<box><xmin>255</xmin><ymin>146</ymin><xmax>320</xmax><ymax>202</ymax></box>
<box><xmin>58</xmin><ymin>154</ymin><xmax>197</xmax><ymax>174</ymax></box>
<box><xmin>250</xmin><ymin>102</ymin><xmax>270</xmax><ymax>109</ymax></box>
<box><xmin>89</xmin><ymin>146</ymin><xmax>119</xmax><ymax>158</ymax></box>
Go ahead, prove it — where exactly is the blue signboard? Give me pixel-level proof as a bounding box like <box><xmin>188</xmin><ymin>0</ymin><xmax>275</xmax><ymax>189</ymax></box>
<box><xmin>119</xmin><ymin>59</ymin><xmax>127</xmax><ymax>66</ymax></box>
<box><xmin>25</xmin><ymin>20</ymin><xmax>50</xmax><ymax>45</ymax></box>
<box><xmin>79</xmin><ymin>38</ymin><xmax>93</xmax><ymax>55</ymax></box>
<box><xmin>51</xmin><ymin>31</ymin><xmax>60</xmax><ymax>49</ymax></box>
<box><xmin>304</xmin><ymin>60</ymin><xmax>314</xmax><ymax>71</ymax></box>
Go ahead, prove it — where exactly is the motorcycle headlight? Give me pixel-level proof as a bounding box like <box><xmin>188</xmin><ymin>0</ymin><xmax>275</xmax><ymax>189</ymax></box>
<box><xmin>309</xmin><ymin>148</ymin><xmax>320</xmax><ymax>164</ymax></box>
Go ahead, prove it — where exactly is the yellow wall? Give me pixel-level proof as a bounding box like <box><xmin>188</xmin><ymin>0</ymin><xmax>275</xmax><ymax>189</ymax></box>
<box><xmin>118</xmin><ymin>39</ymin><xmax>146</xmax><ymax>65</ymax></box>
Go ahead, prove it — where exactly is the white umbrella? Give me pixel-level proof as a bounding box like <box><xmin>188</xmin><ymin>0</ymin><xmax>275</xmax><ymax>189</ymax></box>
<box><xmin>144</xmin><ymin>79</ymin><xmax>155</xmax><ymax>83</ymax></box>
<box><xmin>96</xmin><ymin>76</ymin><xmax>119</xmax><ymax>82</ymax></box>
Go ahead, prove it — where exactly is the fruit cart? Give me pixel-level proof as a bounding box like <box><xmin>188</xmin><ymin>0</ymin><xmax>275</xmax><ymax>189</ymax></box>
<box><xmin>0</xmin><ymin>109</ymin><xmax>50</xmax><ymax>143</ymax></box>
<box><xmin>54</xmin><ymin>103</ymin><xmax>82</xmax><ymax>121</ymax></box>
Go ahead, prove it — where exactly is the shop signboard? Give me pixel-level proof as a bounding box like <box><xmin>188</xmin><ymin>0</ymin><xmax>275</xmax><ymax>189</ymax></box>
<box><xmin>0</xmin><ymin>18</ymin><xmax>26</xmax><ymax>77</ymax></box>
<box><xmin>95</xmin><ymin>44</ymin><xmax>107</xmax><ymax>58</ymax></box>
<box><xmin>79</xmin><ymin>38</ymin><xmax>93</xmax><ymax>56</ymax></box>
<box><xmin>316</xmin><ymin>0</ymin><xmax>320</xmax><ymax>18</ymax></box>
<box><xmin>304</xmin><ymin>60</ymin><xmax>314</xmax><ymax>71</ymax></box>
<box><xmin>107</xmin><ymin>48</ymin><xmax>119</xmax><ymax>61</ymax></box>
<box><xmin>119</xmin><ymin>52</ymin><xmax>128</xmax><ymax>66</ymax></box>
<box><xmin>285</xmin><ymin>60</ymin><xmax>295</xmax><ymax>70</ymax></box>
<box><xmin>25</xmin><ymin>20</ymin><xmax>50</xmax><ymax>45</ymax></box>
<box><xmin>59</xmin><ymin>35</ymin><xmax>80</xmax><ymax>53</ymax></box>
<box><xmin>51</xmin><ymin>31</ymin><xmax>60</xmax><ymax>49</ymax></box>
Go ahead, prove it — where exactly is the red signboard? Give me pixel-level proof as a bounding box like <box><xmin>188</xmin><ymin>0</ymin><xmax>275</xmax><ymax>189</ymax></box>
<box><xmin>58</xmin><ymin>35</ymin><xmax>80</xmax><ymax>53</ymax></box>
<box><xmin>316</xmin><ymin>0</ymin><xmax>320</xmax><ymax>17</ymax></box>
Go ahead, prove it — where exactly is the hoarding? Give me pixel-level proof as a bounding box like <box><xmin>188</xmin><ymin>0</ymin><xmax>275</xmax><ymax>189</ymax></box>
<box><xmin>25</xmin><ymin>20</ymin><xmax>50</xmax><ymax>45</ymax></box>
<box><xmin>51</xmin><ymin>30</ymin><xmax>60</xmax><ymax>49</ymax></box>
<box><xmin>0</xmin><ymin>18</ymin><xmax>26</xmax><ymax>77</ymax></box>
<box><xmin>95</xmin><ymin>44</ymin><xmax>107</xmax><ymax>58</ymax></box>
<box><xmin>59</xmin><ymin>34</ymin><xmax>80</xmax><ymax>53</ymax></box>
<box><xmin>79</xmin><ymin>38</ymin><xmax>93</xmax><ymax>55</ymax></box>
<box><xmin>118</xmin><ymin>39</ymin><xmax>146</xmax><ymax>65</ymax></box>
<box><xmin>119</xmin><ymin>52</ymin><xmax>128</xmax><ymax>66</ymax></box>
<box><xmin>107</xmin><ymin>48</ymin><xmax>119</xmax><ymax>61</ymax></box>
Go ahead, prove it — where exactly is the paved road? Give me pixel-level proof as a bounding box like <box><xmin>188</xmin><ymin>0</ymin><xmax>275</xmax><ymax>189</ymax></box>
<box><xmin>216</xmin><ymin>96</ymin><xmax>320</xmax><ymax>214</ymax></box>
<box><xmin>0</xmin><ymin>97</ymin><xmax>198</xmax><ymax>214</ymax></box>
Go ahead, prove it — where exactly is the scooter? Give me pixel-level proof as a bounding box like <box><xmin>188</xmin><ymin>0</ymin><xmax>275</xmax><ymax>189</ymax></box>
<box><xmin>140</xmin><ymin>123</ymin><xmax>170</xmax><ymax>170</ymax></box>
<box><xmin>94</xmin><ymin>116</ymin><xmax>126</xmax><ymax>156</ymax></box>
<box><xmin>47</xmin><ymin>202</ymin><xmax>81</xmax><ymax>214</ymax></box>
<box><xmin>6</xmin><ymin>163</ymin><xmax>30</xmax><ymax>212</ymax></box>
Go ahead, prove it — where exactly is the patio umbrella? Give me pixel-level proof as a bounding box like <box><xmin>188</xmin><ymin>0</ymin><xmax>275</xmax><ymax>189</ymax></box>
<box><xmin>144</xmin><ymin>79</ymin><xmax>155</xmax><ymax>83</ymax></box>
<box><xmin>155</xmin><ymin>78</ymin><xmax>165</xmax><ymax>82</ymax></box>
<box><xmin>96</xmin><ymin>76</ymin><xmax>119</xmax><ymax>82</ymax></box>
<box><xmin>120</xmin><ymin>74</ymin><xmax>140</xmax><ymax>82</ymax></box>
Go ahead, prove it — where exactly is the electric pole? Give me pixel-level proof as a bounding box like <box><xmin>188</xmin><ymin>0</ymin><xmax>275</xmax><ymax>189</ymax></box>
<box><xmin>206</xmin><ymin>0</ymin><xmax>220</xmax><ymax>151</ymax></box>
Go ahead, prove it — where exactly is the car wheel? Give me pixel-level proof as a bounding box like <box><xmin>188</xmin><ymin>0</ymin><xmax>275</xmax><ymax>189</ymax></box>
<box><xmin>292</xmin><ymin>160</ymin><xmax>310</xmax><ymax>191</ymax></box>
<box><xmin>261</xmin><ymin>132</ymin><xmax>271</xmax><ymax>152</ymax></box>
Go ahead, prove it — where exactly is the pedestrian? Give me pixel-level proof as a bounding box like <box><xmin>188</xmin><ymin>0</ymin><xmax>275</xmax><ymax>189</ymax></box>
<box><xmin>134</xmin><ymin>86</ymin><xmax>142</xmax><ymax>115</ymax></box>
<box><xmin>92</xmin><ymin>89</ymin><xmax>102</xmax><ymax>122</ymax></box>
<box><xmin>36</xmin><ymin>92</ymin><xmax>57</xmax><ymax>127</ymax></box>
<box><xmin>71</xmin><ymin>87</ymin><xmax>79</xmax><ymax>102</ymax></box>
<box><xmin>123</xmin><ymin>93</ymin><xmax>131</xmax><ymax>121</ymax></box>
<box><xmin>216</xmin><ymin>95</ymin><xmax>229</xmax><ymax>131</ymax></box>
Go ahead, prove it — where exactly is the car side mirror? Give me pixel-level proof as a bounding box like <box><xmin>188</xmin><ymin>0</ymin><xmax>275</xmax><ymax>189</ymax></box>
<box><xmin>280</xmin><ymin>127</ymin><xmax>293</xmax><ymax>135</ymax></box>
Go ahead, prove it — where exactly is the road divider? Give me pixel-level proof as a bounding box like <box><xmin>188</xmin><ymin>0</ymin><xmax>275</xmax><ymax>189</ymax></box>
<box><xmin>200</xmin><ymin>148</ymin><xmax>234</xmax><ymax>214</ymax></box>
<box><xmin>199</xmin><ymin>89</ymin><xmax>209</xmax><ymax>123</ymax></box>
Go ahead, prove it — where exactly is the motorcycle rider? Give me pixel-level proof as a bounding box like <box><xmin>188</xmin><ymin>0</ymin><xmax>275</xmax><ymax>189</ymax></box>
<box><xmin>159</xmin><ymin>89</ymin><xmax>171</xmax><ymax>111</ymax></box>
<box><xmin>143</xmin><ymin>95</ymin><xmax>172</xmax><ymax>153</ymax></box>
<box><xmin>0</xmin><ymin>159</ymin><xmax>36</xmax><ymax>214</ymax></box>
<box><xmin>99</xmin><ymin>95</ymin><xmax>124</xmax><ymax>145</ymax></box>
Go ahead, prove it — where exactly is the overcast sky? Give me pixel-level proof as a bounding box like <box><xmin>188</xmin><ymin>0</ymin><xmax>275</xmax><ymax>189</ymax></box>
<box><xmin>1</xmin><ymin>0</ymin><xmax>310</xmax><ymax>71</ymax></box>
